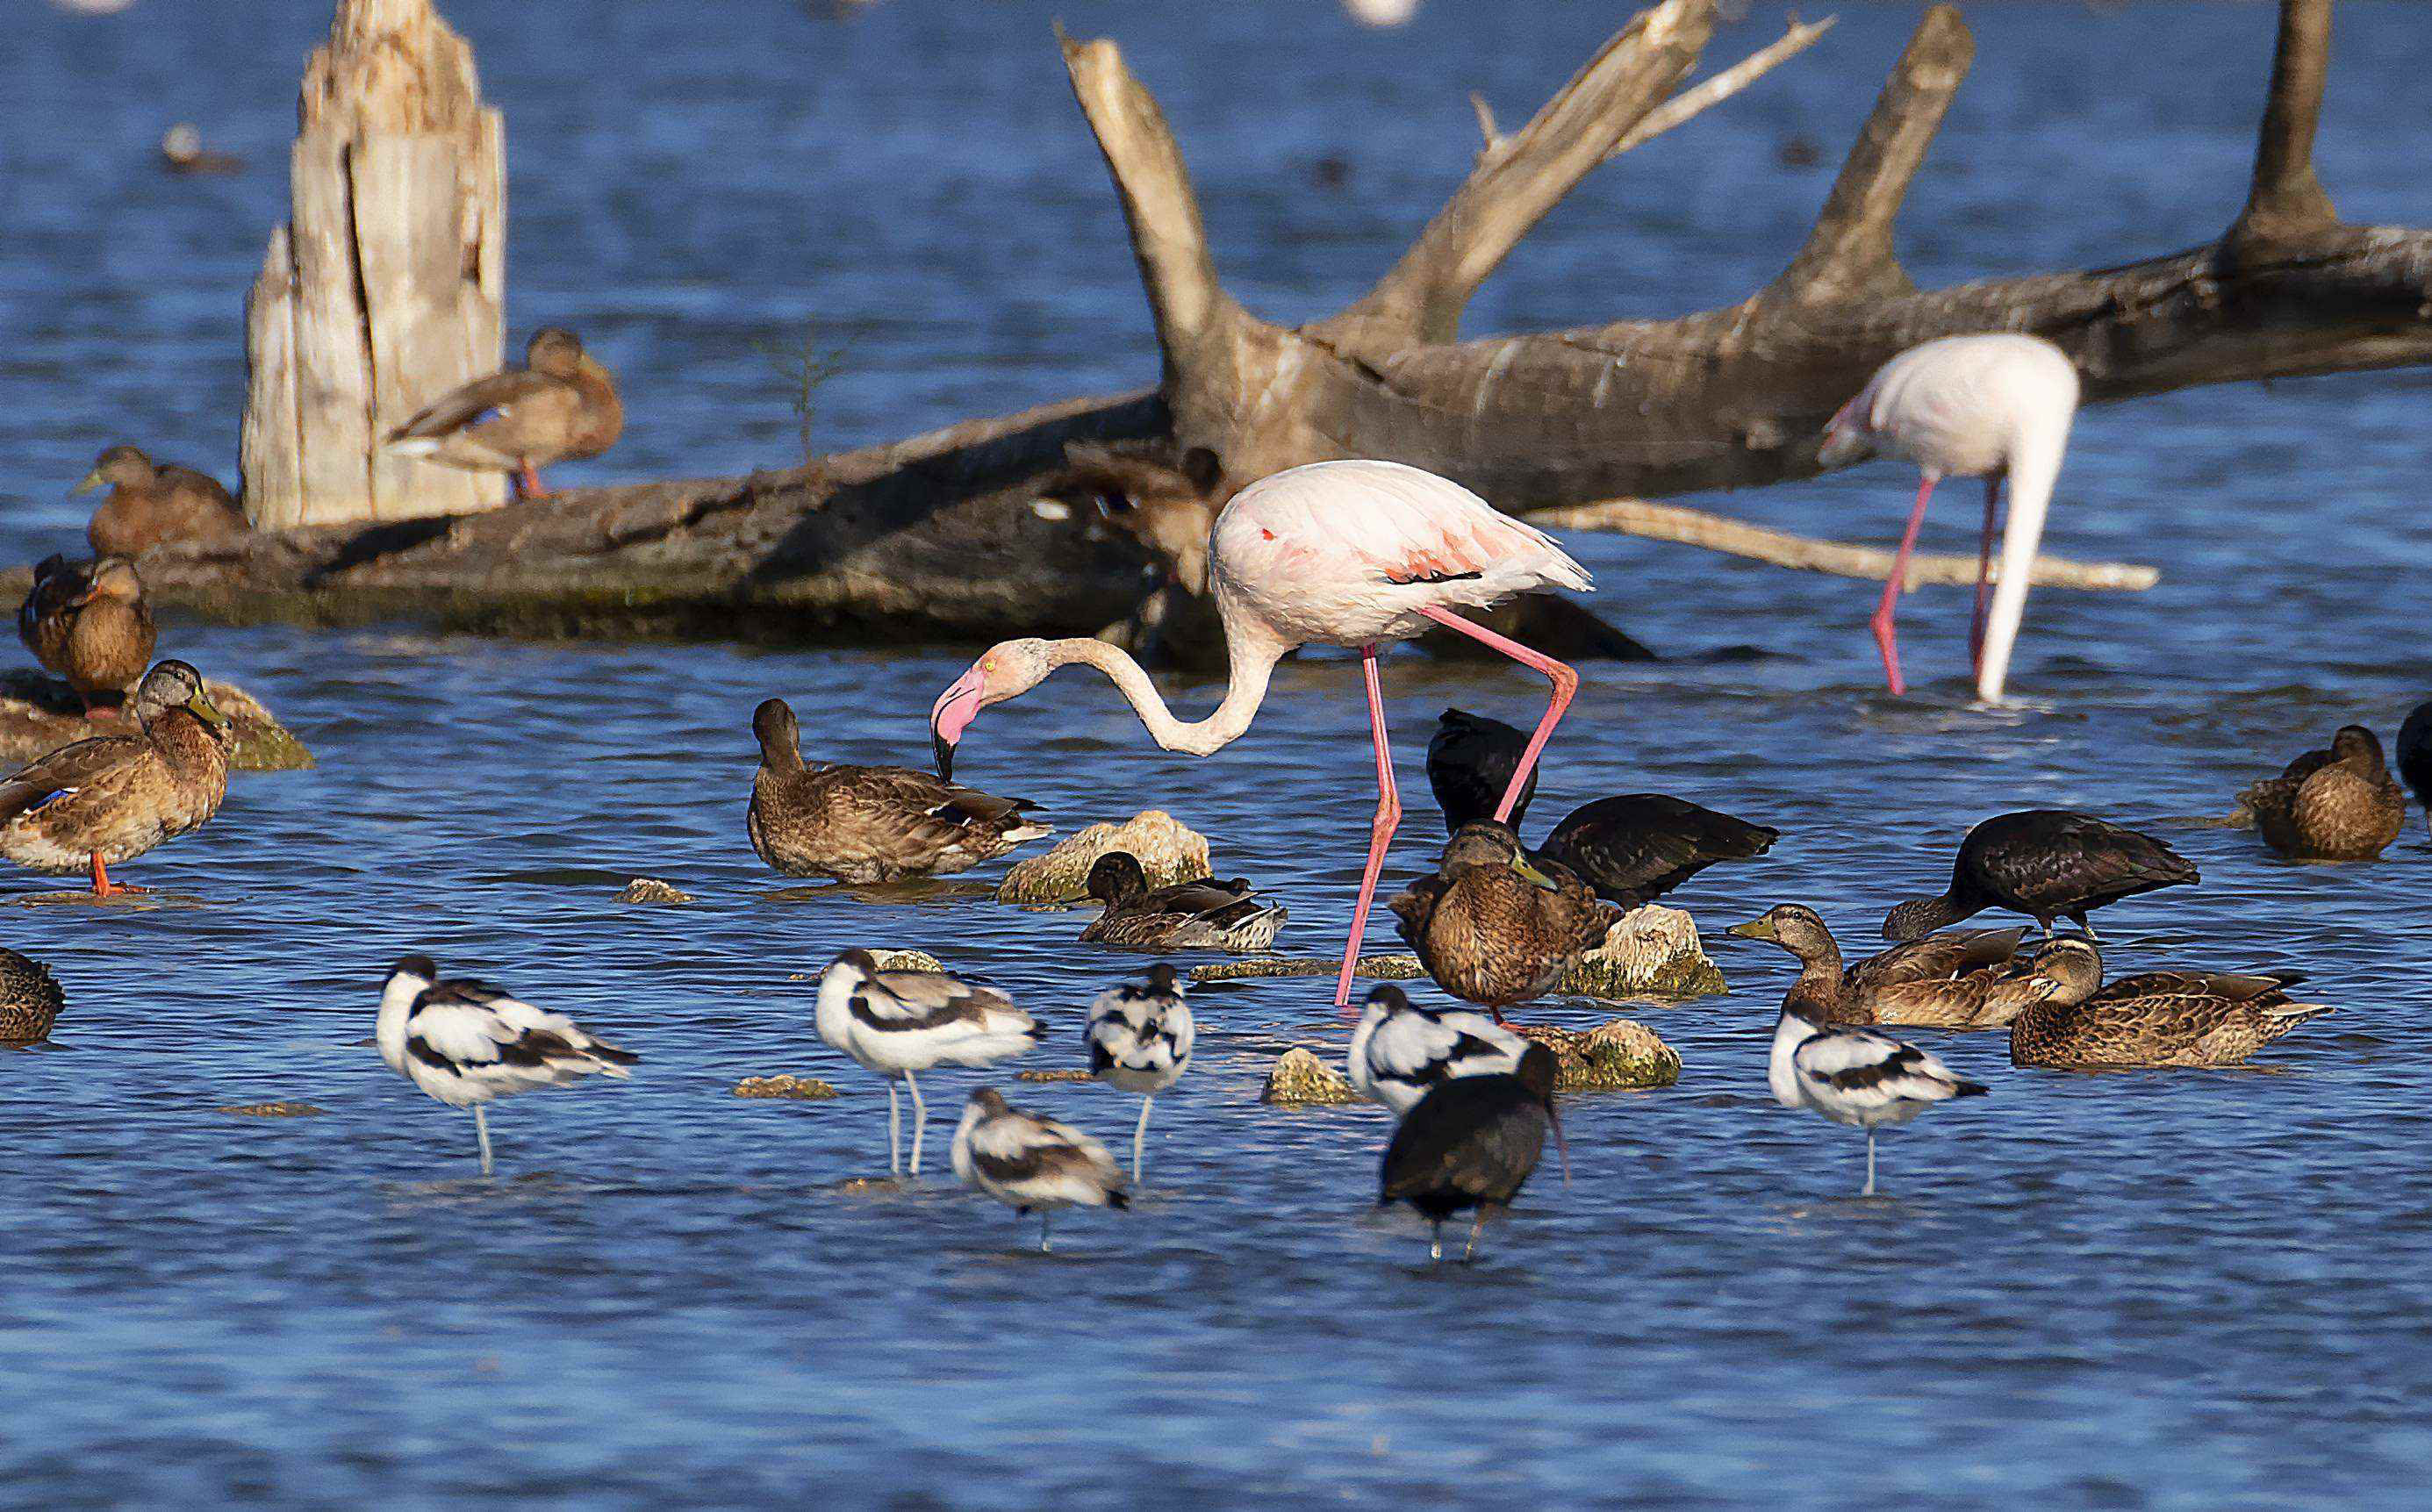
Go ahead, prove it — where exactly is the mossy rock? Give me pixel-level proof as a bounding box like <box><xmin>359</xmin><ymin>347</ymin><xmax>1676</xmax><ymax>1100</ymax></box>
<box><xmin>872</xmin><ymin>949</ymin><xmax>943</xmax><ymax>973</ymax></box>
<box><xmin>219</xmin><ymin>1100</ymin><xmax>326</xmax><ymax>1117</ymax></box>
<box><xmin>734</xmin><ymin>1075</ymin><xmax>837</xmax><ymax>1100</ymax></box>
<box><xmin>996</xmin><ymin>810</ymin><xmax>1210</xmax><ymax>906</ymax></box>
<box><xmin>0</xmin><ymin>670</ymin><xmax>312</xmax><ymax>771</ymax></box>
<box><xmin>1259</xmin><ymin>1047</ymin><xmax>1360</xmax><ymax>1106</ymax></box>
<box><xmin>618</xmin><ymin>877</ymin><xmax>693</xmax><ymax>904</ymax></box>
<box><xmin>1015</xmin><ymin>1068</ymin><xmax>1094</xmax><ymax>1084</ymax></box>
<box><xmin>1558</xmin><ymin>904</ymin><xmax>1726</xmax><ymax>1000</ymax></box>
<box><xmin>1517</xmin><ymin>1020</ymin><xmax>1682</xmax><ymax>1091</ymax></box>
<box><xmin>1191</xmin><ymin>954</ymin><xmax>1424</xmax><ymax>984</ymax></box>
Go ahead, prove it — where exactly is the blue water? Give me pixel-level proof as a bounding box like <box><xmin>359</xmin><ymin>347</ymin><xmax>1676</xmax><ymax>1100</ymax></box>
<box><xmin>3</xmin><ymin>1</ymin><xmax>2430</xmax><ymax>1505</ymax></box>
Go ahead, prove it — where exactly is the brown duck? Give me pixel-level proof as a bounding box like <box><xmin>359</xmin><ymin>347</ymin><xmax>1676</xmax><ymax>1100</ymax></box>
<box><xmin>384</xmin><ymin>327</ymin><xmax>622</xmax><ymax>498</ymax></box>
<box><xmin>2006</xmin><ymin>936</ymin><xmax>2333</xmax><ymax>1069</ymax></box>
<box><xmin>2237</xmin><ymin>724</ymin><xmax>2406</xmax><ymax>861</ymax></box>
<box><xmin>748</xmin><ymin>698</ymin><xmax>1048</xmax><ymax>883</ymax></box>
<box><xmin>0</xmin><ymin>660</ymin><xmax>232</xmax><ymax>896</ymax></box>
<box><xmin>1077</xmin><ymin>850</ymin><xmax>1287</xmax><ymax>952</ymax></box>
<box><xmin>0</xmin><ymin>948</ymin><xmax>65</xmax><ymax>1043</ymax></box>
<box><xmin>1388</xmin><ymin>820</ymin><xmax>1614</xmax><ymax>1023</ymax></box>
<box><xmin>1725</xmin><ymin>905</ymin><xmax>2061</xmax><ymax>1028</ymax></box>
<box><xmin>17</xmin><ymin>555</ymin><xmax>155</xmax><ymax>717</ymax></box>
<box><xmin>75</xmin><ymin>446</ymin><xmax>248</xmax><ymax>558</ymax></box>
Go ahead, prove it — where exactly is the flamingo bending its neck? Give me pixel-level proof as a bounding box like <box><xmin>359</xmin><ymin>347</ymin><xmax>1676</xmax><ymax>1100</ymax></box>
<box><xmin>1819</xmin><ymin>333</ymin><xmax>2079</xmax><ymax>703</ymax></box>
<box><xmin>929</xmin><ymin>459</ymin><xmax>1593</xmax><ymax>1009</ymax></box>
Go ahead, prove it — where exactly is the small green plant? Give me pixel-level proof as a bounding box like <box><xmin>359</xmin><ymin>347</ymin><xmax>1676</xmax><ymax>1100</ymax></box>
<box><xmin>758</xmin><ymin>319</ymin><xmax>857</xmax><ymax>463</ymax></box>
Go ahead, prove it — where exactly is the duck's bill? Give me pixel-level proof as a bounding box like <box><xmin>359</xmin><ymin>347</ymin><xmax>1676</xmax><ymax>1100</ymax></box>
<box><xmin>72</xmin><ymin>470</ymin><xmax>102</xmax><ymax>495</ymax></box>
<box><xmin>186</xmin><ymin>692</ymin><xmax>233</xmax><ymax>728</ymax></box>
<box><xmin>1723</xmin><ymin>918</ymin><xmax>1777</xmax><ymax>942</ymax></box>
<box><xmin>928</xmin><ymin>669</ymin><xmax>986</xmax><ymax>781</ymax></box>
<box><xmin>1507</xmin><ymin>852</ymin><xmax>1561</xmax><ymax>893</ymax></box>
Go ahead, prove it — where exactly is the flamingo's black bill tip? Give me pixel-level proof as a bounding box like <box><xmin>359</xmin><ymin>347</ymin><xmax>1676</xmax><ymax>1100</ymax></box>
<box><xmin>931</xmin><ymin>727</ymin><xmax>955</xmax><ymax>781</ymax></box>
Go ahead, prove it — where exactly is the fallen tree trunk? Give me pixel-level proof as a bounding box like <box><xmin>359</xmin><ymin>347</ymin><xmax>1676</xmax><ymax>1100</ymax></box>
<box><xmin>110</xmin><ymin>0</ymin><xmax>2432</xmax><ymax>648</ymax></box>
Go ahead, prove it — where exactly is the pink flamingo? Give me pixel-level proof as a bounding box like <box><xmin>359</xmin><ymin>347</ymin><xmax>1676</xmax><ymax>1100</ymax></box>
<box><xmin>928</xmin><ymin>459</ymin><xmax>1592</xmax><ymax>1008</ymax></box>
<box><xmin>1818</xmin><ymin>333</ymin><xmax>2080</xmax><ymax>703</ymax></box>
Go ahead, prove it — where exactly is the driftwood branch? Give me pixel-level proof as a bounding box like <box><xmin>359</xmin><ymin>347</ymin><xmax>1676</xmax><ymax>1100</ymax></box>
<box><xmin>1761</xmin><ymin>4</ymin><xmax>1969</xmax><ymax>306</ymax></box>
<box><xmin>131</xmin><ymin>0</ymin><xmax>2432</xmax><ymax>650</ymax></box>
<box><xmin>1608</xmin><ymin>15</ymin><xmax>1837</xmax><ymax>161</ymax></box>
<box><xmin>1329</xmin><ymin>0</ymin><xmax>1713</xmax><ymax>347</ymax></box>
<box><xmin>1524</xmin><ymin>499</ymin><xmax>2159</xmax><ymax>591</ymax></box>
<box><xmin>2228</xmin><ymin>0</ymin><xmax>2341</xmax><ymax>255</ymax></box>
<box><xmin>1058</xmin><ymin>26</ymin><xmax>1241</xmax><ymax>376</ymax></box>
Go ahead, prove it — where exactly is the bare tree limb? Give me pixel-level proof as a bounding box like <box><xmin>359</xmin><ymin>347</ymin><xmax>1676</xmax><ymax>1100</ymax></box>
<box><xmin>1469</xmin><ymin>91</ymin><xmax>1504</xmax><ymax>154</ymax></box>
<box><xmin>1326</xmin><ymin>0</ymin><xmax>1715</xmax><ymax>349</ymax></box>
<box><xmin>1608</xmin><ymin>14</ymin><xmax>1838</xmax><ymax>161</ymax></box>
<box><xmin>1761</xmin><ymin>4</ymin><xmax>1970</xmax><ymax>306</ymax></box>
<box><xmin>2227</xmin><ymin>0</ymin><xmax>2341</xmax><ymax>255</ymax></box>
<box><xmin>1525</xmin><ymin>498</ymin><xmax>2159</xmax><ymax>591</ymax></box>
<box><xmin>1059</xmin><ymin>27</ymin><xmax>1242</xmax><ymax>377</ymax></box>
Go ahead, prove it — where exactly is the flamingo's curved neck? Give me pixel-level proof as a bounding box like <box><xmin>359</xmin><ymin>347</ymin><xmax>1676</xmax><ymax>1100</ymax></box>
<box><xmin>1046</xmin><ymin>624</ymin><xmax>1288</xmax><ymax>757</ymax></box>
<box><xmin>1976</xmin><ymin>414</ymin><xmax>2072</xmax><ymax>704</ymax></box>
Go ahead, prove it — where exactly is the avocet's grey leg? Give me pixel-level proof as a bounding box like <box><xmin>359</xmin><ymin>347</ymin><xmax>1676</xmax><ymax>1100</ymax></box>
<box><xmin>474</xmin><ymin>1106</ymin><xmax>494</xmax><ymax>1176</ymax></box>
<box><xmin>1863</xmin><ymin>1130</ymin><xmax>1878</xmax><ymax>1198</ymax></box>
<box><xmin>887</xmin><ymin>1081</ymin><xmax>902</xmax><ymax>1176</ymax></box>
<box><xmin>1131</xmin><ymin>1095</ymin><xmax>1154</xmax><ymax>1183</ymax></box>
<box><xmin>905</xmin><ymin>1069</ymin><xmax>927</xmax><ymax>1176</ymax></box>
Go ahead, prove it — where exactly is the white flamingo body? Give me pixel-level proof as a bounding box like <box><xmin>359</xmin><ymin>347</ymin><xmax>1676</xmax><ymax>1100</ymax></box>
<box><xmin>1210</xmin><ymin>461</ymin><xmax>1590</xmax><ymax>648</ymax></box>
<box><xmin>1821</xmin><ymin>333</ymin><xmax>2079</xmax><ymax>703</ymax></box>
<box><xmin>932</xmin><ymin>459</ymin><xmax>1594</xmax><ymax>1008</ymax></box>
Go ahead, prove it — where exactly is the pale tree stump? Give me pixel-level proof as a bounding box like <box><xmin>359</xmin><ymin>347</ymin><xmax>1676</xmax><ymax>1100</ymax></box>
<box><xmin>241</xmin><ymin>0</ymin><xmax>506</xmax><ymax>529</ymax></box>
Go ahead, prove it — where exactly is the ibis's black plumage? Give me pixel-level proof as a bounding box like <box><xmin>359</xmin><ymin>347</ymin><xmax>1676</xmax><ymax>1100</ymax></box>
<box><xmin>1539</xmin><ymin>794</ymin><xmax>1779</xmax><ymax>909</ymax></box>
<box><xmin>2393</xmin><ymin>704</ymin><xmax>2432</xmax><ymax>833</ymax></box>
<box><xmin>1379</xmin><ymin>1043</ymin><xmax>1560</xmax><ymax>1263</ymax></box>
<box><xmin>1426</xmin><ymin>708</ymin><xmax>1537</xmax><ymax>834</ymax></box>
<box><xmin>1883</xmin><ymin>809</ymin><xmax>2199</xmax><ymax>942</ymax></box>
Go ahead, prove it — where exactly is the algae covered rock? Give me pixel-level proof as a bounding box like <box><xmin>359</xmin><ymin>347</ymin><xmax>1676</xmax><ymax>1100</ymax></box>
<box><xmin>734</xmin><ymin>1075</ymin><xmax>837</xmax><ymax>1100</ymax></box>
<box><xmin>1191</xmin><ymin>954</ymin><xmax>1424</xmax><ymax>985</ymax></box>
<box><xmin>1558</xmin><ymin>904</ymin><xmax>1725</xmax><ymax>1000</ymax></box>
<box><xmin>871</xmin><ymin>949</ymin><xmax>944</xmax><ymax>973</ymax></box>
<box><xmin>1015</xmin><ymin>1067</ymin><xmax>1094</xmax><ymax>1084</ymax></box>
<box><xmin>1259</xmin><ymin>1047</ymin><xmax>1361</xmax><ymax>1106</ymax></box>
<box><xmin>996</xmin><ymin>810</ymin><xmax>1211</xmax><ymax>906</ymax></box>
<box><xmin>219</xmin><ymin>1100</ymin><xmax>326</xmax><ymax>1117</ymax></box>
<box><xmin>1518</xmin><ymin>1019</ymin><xmax>1682</xmax><ymax>1091</ymax></box>
<box><xmin>618</xmin><ymin>877</ymin><xmax>693</xmax><ymax>905</ymax></box>
<box><xmin>0</xmin><ymin>670</ymin><xmax>312</xmax><ymax>771</ymax></box>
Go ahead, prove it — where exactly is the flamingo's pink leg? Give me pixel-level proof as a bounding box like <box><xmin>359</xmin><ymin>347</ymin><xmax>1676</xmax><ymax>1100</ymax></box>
<box><xmin>1414</xmin><ymin>605</ymin><xmax>1579</xmax><ymax>823</ymax></box>
<box><xmin>1870</xmin><ymin>474</ymin><xmax>1939</xmax><ymax>697</ymax></box>
<box><xmin>1969</xmin><ymin>476</ymin><xmax>2002</xmax><ymax>675</ymax></box>
<box><xmin>1333</xmin><ymin>646</ymin><xmax>1402</xmax><ymax>1011</ymax></box>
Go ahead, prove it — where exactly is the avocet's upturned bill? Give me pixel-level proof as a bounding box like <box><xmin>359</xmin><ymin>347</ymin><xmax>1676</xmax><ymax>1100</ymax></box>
<box><xmin>376</xmin><ymin>956</ymin><xmax>638</xmax><ymax>1176</ymax></box>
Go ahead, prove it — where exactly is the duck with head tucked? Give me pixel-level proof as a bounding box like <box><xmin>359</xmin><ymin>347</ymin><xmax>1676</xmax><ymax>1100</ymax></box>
<box><xmin>75</xmin><ymin>446</ymin><xmax>248</xmax><ymax>559</ymax></box>
<box><xmin>1077</xmin><ymin>850</ymin><xmax>1287</xmax><ymax>952</ymax></box>
<box><xmin>384</xmin><ymin>327</ymin><xmax>622</xmax><ymax>499</ymax></box>
<box><xmin>18</xmin><ymin>555</ymin><xmax>154</xmax><ymax>717</ymax></box>
<box><xmin>1388</xmin><ymin>820</ymin><xmax>1613</xmax><ymax>1023</ymax></box>
<box><xmin>0</xmin><ymin>660</ymin><xmax>231</xmax><ymax>896</ymax></box>
<box><xmin>2238</xmin><ymin>724</ymin><xmax>2407</xmax><ymax>861</ymax></box>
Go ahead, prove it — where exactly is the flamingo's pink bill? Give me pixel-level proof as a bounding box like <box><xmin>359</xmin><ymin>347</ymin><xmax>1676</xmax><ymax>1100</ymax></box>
<box><xmin>929</xmin><ymin>670</ymin><xmax>986</xmax><ymax>779</ymax></box>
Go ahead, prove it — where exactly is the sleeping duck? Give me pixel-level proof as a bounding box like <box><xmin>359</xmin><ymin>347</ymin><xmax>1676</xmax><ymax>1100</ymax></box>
<box><xmin>1077</xmin><ymin>850</ymin><xmax>1287</xmax><ymax>952</ymax></box>
<box><xmin>0</xmin><ymin>660</ymin><xmax>231</xmax><ymax>896</ymax></box>
<box><xmin>385</xmin><ymin>327</ymin><xmax>622</xmax><ymax>499</ymax></box>
<box><xmin>75</xmin><ymin>446</ymin><xmax>248</xmax><ymax>558</ymax></box>
<box><xmin>18</xmin><ymin>555</ymin><xmax>156</xmax><ymax>717</ymax></box>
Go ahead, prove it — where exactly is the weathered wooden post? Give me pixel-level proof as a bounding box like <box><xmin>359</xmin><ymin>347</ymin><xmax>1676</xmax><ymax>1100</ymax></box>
<box><xmin>240</xmin><ymin>0</ymin><xmax>506</xmax><ymax>529</ymax></box>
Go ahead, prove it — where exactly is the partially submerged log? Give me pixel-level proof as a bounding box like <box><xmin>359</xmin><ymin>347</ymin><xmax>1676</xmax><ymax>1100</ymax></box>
<box><xmin>242</xmin><ymin>0</ymin><xmax>507</xmax><ymax>528</ymax></box>
<box><xmin>147</xmin><ymin>0</ymin><xmax>2428</xmax><ymax>647</ymax></box>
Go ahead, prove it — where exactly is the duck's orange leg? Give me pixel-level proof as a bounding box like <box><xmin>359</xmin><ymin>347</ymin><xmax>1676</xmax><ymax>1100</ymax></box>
<box><xmin>516</xmin><ymin>460</ymin><xmax>548</xmax><ymax>499</ymax></box>
<box><xmin>89</xmin><ymin>852</ymin><xmax>147</xmax><ymax>898</ymax></box>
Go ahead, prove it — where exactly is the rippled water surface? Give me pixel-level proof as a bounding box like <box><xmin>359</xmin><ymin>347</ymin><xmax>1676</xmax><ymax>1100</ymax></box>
<box><xmin>4</xmin><ymin>1</ymin><xmax>2431</xmax><ymax>1506</ymax></box>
